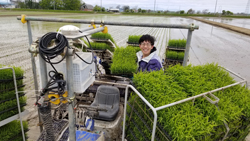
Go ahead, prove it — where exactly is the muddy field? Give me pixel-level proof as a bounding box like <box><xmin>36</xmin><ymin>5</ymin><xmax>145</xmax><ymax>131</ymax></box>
<box><xmin>0</xmin><ymin>14</ymin><xmax>250</xmax><ymax>140</ymax></box>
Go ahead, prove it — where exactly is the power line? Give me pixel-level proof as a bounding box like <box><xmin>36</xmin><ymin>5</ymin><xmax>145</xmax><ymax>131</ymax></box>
<box><xmin>214</xmin><ymin>0</ymin><xmax>218</xmax><ymax>14</ymax></box>
<box><xmin>245</xmin><ymin>0</ymin><xmax>250</xmax><ymax>14</ymax></box>
<box><xmin>154</xmin><ymin>0</ymin><xmax>156</xmax><ymax>12</ymax></box>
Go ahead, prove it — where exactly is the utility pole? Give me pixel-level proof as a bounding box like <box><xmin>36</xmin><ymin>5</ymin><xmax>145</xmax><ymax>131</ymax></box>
<box><xmin>245</xmin><ymin>0</ymin><xmax>250</xmax><ymax>15</ymax></box>
<box><xmin>214</xmin><ymin>0</ymin><xmax>218</xmax><ymax>15</ymax></box>
<box><xmin>154</xmin><ymin>0</ymin><xmax>156</xmax><ymax>12</ymax></box>
<box><xmin>101</xmin><ymin>0</ymin><xmax>102</xmax><ymax>11</ymax></box>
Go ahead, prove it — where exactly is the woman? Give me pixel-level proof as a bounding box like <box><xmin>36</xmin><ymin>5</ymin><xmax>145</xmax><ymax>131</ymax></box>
<box><xmin>136</xmin><ymin>34</ymin><xmax>163</xmax><ymax>72</ymax></box>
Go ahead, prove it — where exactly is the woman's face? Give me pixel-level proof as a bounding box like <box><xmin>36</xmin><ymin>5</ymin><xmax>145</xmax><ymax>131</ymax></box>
<box><xmin>139</xmin><ymin>41</ymin><xmax>153</xmax><ymax>57</ymax></box>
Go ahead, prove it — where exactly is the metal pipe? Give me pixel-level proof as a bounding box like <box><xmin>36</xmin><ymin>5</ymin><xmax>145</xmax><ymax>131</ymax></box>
<box><xmin>155</xmin><ymin>80</ymin><xmax>246</xmax><ymax>111</ymax></box>
<box><xmin>80</xmin><ymin>26</ymin><xmax>94</xmax><ymax>32</ymax></box>
<box><xmin>66</xmin><ymin>48</ymin><xmax>76</xmax><ymax>141</ymax></box>
<box><xmin>151</xmin><ymin>106</ymin><xmax>158</xmax><ymax>141</ymax></box>
<box><xmin>12</xmin><ymin>67</ymin><xmax>25</xmax><ymax>141</ymax></box>
<box><xmin>94</xmin><ymin>80</ymin><xmax>129</xmax><ymax>86</ymax></box>
<box><xmin>38</xmin><ymin>55</ymin><xmax>48</xmax><ymax>89</ymax></box>
<box><xmin>219</xmin><ymin>66</ymin><xmax>249</xmax><ymax>89</ymax></box>
<box><xmin>122</xmin><ymin>85</ymin><xmax>157</xmax><ymax>141</ymax></box>
<box><xmin>219</xmin><ymin>66</ymin><xmax>246</xmax><ymax>81</ymax></box>
<box><xmin>183</xmin><ymin>29</ymin><xmax>193</xmax><ymax>66</ymax></box>
<box><xmin>79</xmin><ymin>27</ymin><xmax>104</xmax><ymax>37</ymax></box>
<box><xmin>75</xmin><ymin>96</ymin><xmax>94</xmax><ymax>101</ymax></box>
<box><xmin>17</xmin><ymin>16</ymin><xmax>199</xmax><ymax>29</ymax></box>
<box><xmin>99</xmin><ymin>74</ymin><xmax>130</xmax><ymax>81</ymax></box>
<box><xmin>27</xmin><ymin>21</ymin><xmax>43</xmax><ymax>132</ymax></box>
<box><xmin>122</xmin><ymin>85</ymin><xmax>129</xmax><ymax>141</ymax></box>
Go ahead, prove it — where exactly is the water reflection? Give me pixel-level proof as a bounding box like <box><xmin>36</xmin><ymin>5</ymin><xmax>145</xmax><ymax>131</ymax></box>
<box><xmin>210</xmin><ymin>26</ymin><xmax>214</xmax><ymax>37</ymax></box>
<box><xmin>204</xmin><ymin>17</ymin><xmax>250</xmax><ymax>29</ymax></box>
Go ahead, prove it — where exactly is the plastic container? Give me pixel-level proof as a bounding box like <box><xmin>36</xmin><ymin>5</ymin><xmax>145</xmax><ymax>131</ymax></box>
<box><xmin>37</xmin><ymin>52</ymin><xmax>95</xmax><ymax>93</ymax></box>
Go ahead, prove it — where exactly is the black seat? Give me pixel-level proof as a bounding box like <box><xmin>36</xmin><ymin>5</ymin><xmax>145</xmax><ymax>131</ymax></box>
<box><xmin>91</xmin><ymin>85</ymin><xmax>120</xmax><ymax>121</ymax></box>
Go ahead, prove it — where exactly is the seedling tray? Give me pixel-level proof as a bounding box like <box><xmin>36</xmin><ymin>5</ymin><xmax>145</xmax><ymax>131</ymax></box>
<box><xmin>90</xmin><ymin>38</ymin><xmax>116</xmax><ymax>48</ymax></box>
<box><xmin>0</xmin><ymin>93</ymin><xmax>26</xmax><ymax>104</ymax></box>
<box><xmin>0</xmin><ymin>84</ymin><xmax>25</xmax><ymax>93</ymax></box>
<box><xmin>0</xmin><ymin>76</ymin><xmax>24</xmax><ymax>83</ymax></box>
<box><xmin>165</xmin><ymin>58</ymin><xmax>183</xmax><ymax>62</ymax></box>
<box><xmin>167</xmin><ymin>46</ymin><xmax>185</xmax><ymax>51</ymax></box>
<box><xmin>127</xmin><ymin>42</ymin><xmax>139</xmax><ymax>47</ymax></box>
<box><xmin>0</xmin><ymin>103</ymin><xmax>26</xmax><ymax>115</ymax></box>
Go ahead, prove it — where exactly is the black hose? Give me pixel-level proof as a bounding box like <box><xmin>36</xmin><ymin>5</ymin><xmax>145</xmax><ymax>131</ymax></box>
<box><xmin>75</xmin><ymin>35</ymin><xmax>94</xmax><ymax>64</ymax></box>
<box><xmin>39</xmin><ymin>32</ymin><xmax>69</xmax><ymax>65</ymax></box>
<box><xmin>38</xmin><ymin>32</ymin><xmax>95</xmax><ymax>97</ymax></box>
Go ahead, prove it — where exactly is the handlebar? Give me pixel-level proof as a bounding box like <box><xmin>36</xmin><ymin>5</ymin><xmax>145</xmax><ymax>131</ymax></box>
<box><xmin>78</xmin><ymin>104</ymin><xmax>108</xmax><ymax>112</ymax></box>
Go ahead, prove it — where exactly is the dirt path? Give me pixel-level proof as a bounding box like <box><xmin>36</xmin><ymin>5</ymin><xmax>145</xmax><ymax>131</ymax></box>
<box><xmin>189</xmin><ymin>17</ymin><xmax>250</xmax><ymax>36</ymax></box>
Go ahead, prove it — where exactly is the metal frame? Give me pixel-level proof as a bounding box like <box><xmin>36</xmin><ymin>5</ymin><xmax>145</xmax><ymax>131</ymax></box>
<box><xmin>17</xmin><ymin>16</ymin><xmax>199</xmax><ymax>67</ymax></box>
<box><xmin>27</xmin><ymin>20</ymin><xmax>44</xmax><ymax>132</ymax></box>
<box><xmin>0</xmin><ymin>67</ymin><xmax>26</xmax><ymax>141</ymax></box>
<box><xmin>122</xmin><ymin>67</ymin><xmax>247</xmax><ymax>141</ymax></box>
<box><xmin>17</xmin><ymin>16</ymin><xmax>199</xmax><ymax>141</ymax></box>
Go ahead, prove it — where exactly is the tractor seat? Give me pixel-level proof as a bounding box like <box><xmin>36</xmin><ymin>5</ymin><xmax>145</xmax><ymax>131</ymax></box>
<box><xmin>91</xmin><ymin>85</ymin><xmax>120</xmax><ymax>121</ymax></box>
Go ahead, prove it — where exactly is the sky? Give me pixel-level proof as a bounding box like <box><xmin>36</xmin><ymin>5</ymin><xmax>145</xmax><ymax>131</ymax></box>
<box><xmin>82</xmin><ymin>0</ymin><xmax>250</xmax><ymax>13</ymax></box>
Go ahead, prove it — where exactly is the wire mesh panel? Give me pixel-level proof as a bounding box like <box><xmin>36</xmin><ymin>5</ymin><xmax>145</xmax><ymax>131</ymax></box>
<box><xmin>125</xmin><ymin>95</ymin><xmax>172</xmax><ymax>141</ymax></box>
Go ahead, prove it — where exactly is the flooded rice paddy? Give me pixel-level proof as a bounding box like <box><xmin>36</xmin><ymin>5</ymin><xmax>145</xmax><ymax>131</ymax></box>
<box><xmin>200</xmin><ymin>17</ymin><xmax>250</xmax><ymax>29</ymax></box>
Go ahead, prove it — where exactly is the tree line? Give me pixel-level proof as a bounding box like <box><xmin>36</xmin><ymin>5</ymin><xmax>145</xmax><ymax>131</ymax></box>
<box><xmin>16</xmin><ymin>1</ymin><xmax>234</xmax><ymax>15</ymax></box>
<box><xmin>18</xmin><ymin>0</ymin><xmax>82</xmax><ymax>10</ymax></box>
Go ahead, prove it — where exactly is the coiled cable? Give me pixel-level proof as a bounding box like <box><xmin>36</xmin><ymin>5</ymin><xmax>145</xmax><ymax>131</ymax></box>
<box><xmin>39</xmin><ymin>32</ymin><xmax>69</xmax><ymax>65</ymax></box>
<box><xmin>38</xmin><ymin>32</ymin><xmax>95</xmax><ymax>97</ymax></box>
<box><xmin>39</xmin><ymin>32</ymin><xmax>68</xmax><ymax>96</ymax></box>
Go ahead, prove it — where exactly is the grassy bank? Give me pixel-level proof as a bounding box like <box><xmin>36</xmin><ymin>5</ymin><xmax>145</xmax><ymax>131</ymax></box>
<box><xmin>0</xmin><ymin>8</ymin><xmax>111</xmax><ymax>16</ymax></box>
<box><xmin>122</xmin><ymin>12</ymin><xmax>250</xmax><ymax>19</ymax></box>
<box><xmin>190</xmin><ymin>17</ymin><xmax>250</xmax><ymax>36</ymax></box>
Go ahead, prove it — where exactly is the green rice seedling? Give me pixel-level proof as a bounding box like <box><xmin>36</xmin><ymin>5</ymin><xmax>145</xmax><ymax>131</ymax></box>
<box><xmin>91</xmin><ymin>32</ymin><xmax>116</xmax><ymax>44</ymax></box>
<box><xmin>130</xmin><ymin>63</ymin><xmax>250</xmax><ymax>140</ymax></box>
<box><xmin>134</xmin><ymin>47</ymin><xmax>141</xmax><ymax>53</ymax></box>
<box><xmin>167</xmin><ymin>64</ymin><xmax>250</xmax><ymax>139</ymax></box>
<box><xmin>0</xmin><ymin>107</ymin><xmax>25</xmax><ymax>121</ymax></box>
<box><xmin>0</xmin><ymin>96</ymin><xmax>26</xmax><ymax>121</ymax></box>
<box><xmin>0</xmin><ymin>89</ymin><xmax>25</xmax><ymax>102</ymax></box>
<box><xmin>168</xmin><ymin>39</ymin><xmax>176</xmax><ymax>47</ymax></box>
<box><xmin>0</xmin><ymin>65</ymin><xmax>24</xmax><ymax>79</ymax></box>
<box><xmin>0</xmin><ymin>96</ymin><xmax>27</xmax><ymax>112</ymax></box>
<box><xmin>132</xmin><ymin>70</ymin><xmax>216</xmax><ymax>140</ymax></box>
<box><xmin>126</xmin><ymin>46</ymin><xmax>141</xmax><ymax>53</ymax></box>
<box><xmin>87</xmin><ymin>42</ymin><xmax>114</xmax><ymax>52</ymax></box>
<box><xmin>128</xmin><ymin>35</ymin><xmax>142</xmax><ymax>44</ymax></box>
<box><xmin>166</xmin><ymin>51</ymin><xmax>178</xmax><ymax>60</ymax></box>
<box><xmin>73</xmin><ymin>42</ymin><xmax>86</xmax><ymax>52</ymax></box>
<box><xmin>178</xmin><ymin>39</ymin><xmax>187</xmax><ymax>48</ymax></box>
<box><xmin>0</xmin><ymin>120</ymin><xmax>28</xmax><ymax>141</ymax></box>
<box><xmin>168</xmin><ymin>39</ymin><xmax>186</xmax><ymax>48</ymax></box>
<box><xmin>0</xmin><ymin>65</ymin><xmax>24</xmax><ymax>93</ymax></box>
<box><xmin>177</xmin><ymin>52</ymin><xmax>185</xmax><ymax>60</ymax></box>
<box><xmin>110</xmin><ymin>47</ymin><xmax>137</xmax><ymax>75</ymax></box>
